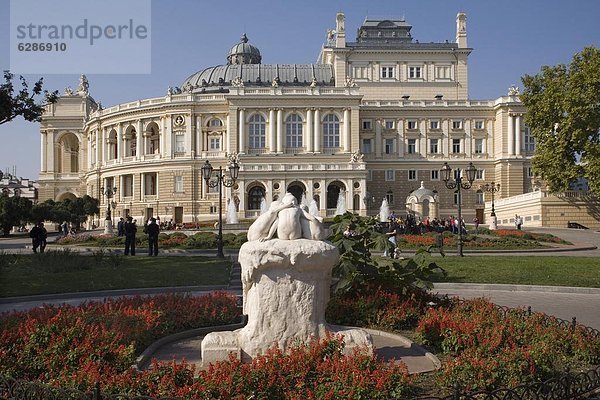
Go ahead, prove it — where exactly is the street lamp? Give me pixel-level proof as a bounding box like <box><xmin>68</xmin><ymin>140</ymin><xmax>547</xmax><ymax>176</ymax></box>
<box><xmin>440</xmin><ymin>162</ymin><xmax>477</xmax><ymax>256</ymax></box>
<box><xmin>202</xmin><ymin>159</ymin><xmax>240</xmax><ymax>258</ymax></box>
<box><xmin>482</xmin><ymin>182</ymin><xmax>501</xmax><ymax>230</ymax></box>
<box><xmin>101</xmin><ymin>185</ymin><xmax>118</xmax><ymax>234</ymax></box>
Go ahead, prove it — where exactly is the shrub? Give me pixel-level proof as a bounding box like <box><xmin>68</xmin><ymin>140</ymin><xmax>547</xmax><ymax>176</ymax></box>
<box><xmin>416</xmin><ymin>298</ymin><xmax>600</xmax><ymax>392</ymax></box>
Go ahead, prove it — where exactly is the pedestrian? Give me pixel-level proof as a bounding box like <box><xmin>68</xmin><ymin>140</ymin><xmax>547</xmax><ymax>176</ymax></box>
<box><xmin>146</xmin><ymin>217</ymin><xmax>160</xmax><ymax>256</ymax></box>
<box><xmin>517</xmin><ymin>215</ymin><xmax>523</xmax><ymax>230</ymax></box>
<box><xmin>124</xmin><ymin>216</ymin><xmax>137</xmax><ymax>255</ymax></box>
<box><xmin>383</xmin><ymin>223</ymin><xmax>397</xmax><ymax>258</ymax></box>
<box><xmin>117</xmin><ymin>217</ymin><xmax>125</xmax><ymax>237</ymax></box>
<box><xmin>343</xmin><ymin>224</ymin><xmax>356</xmax><ymax>238</ymax></box>
<box><xmin>473</xmin><ymin>217</ymin><xmax>480</xmax><ymax>233</ymax></box>
<box><xmin>61</xmin><ymin>221</ymin><xmax>69</xmax><ymax>237</ymax></box>
<box><xmin>29</xmin><ymin>223</ymin><xmax>41</xmax><ymax>253</ymax></box>
<box><xmin>37</xmin><ymin>222</ymin><xmax>48</xmax><ymax>253</ymax></box>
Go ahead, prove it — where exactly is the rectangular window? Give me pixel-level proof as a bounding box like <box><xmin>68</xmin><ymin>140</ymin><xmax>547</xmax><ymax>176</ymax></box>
<box><xmin>361</xmin><ymin>138</ymin><xmax>372</xmax><ymax>153</ymax></box>
<box><xmin>385</xmin><ymin>170</ymin><xmax>395</xmax><ymax>181</ymax></box>
<box><xmin>476</xmin><ymin>169</ymin><xmax>484</xmax><ymax>180</ymax></box>
<box><xmin>123</xmin><ymin>174</ymin><xmax>133</xmax><ymax>197</ymax></box>
<box><xmin>361</xmin><ymin>120</ymin><xmax>372</xmax><ymax>130</ymax></box>
<box><xmin>476</xmin><ymin>191</ymin><xmax>484</xmax><ymax>205</ymax></box>
<box><xmin>386</xmin><ymin>192</ymin><xmax>394</xmax><ymax>204</ymax></box>
<box><xmin>407</xmin><ymin>120</ymin><xmax>418</xmax><ymax>130</ymax></box>
<box><xmin>384</xmin><ymin>138</ymin><xmax>395</xmax><ymax>154</ymax></box>
<box><xmin>452</xmin><ymin>138</ymin><xmax>461</xmax><ymax>153</ymax></box>
<box><xmin>175</xmin><ymin>135</ymin><xmax>185</xmax><ymax>153</ymax></box>
<box><xmin>474</xmin><ymin>120</ymin><xmax>485</xmax><ymax>130</ymax></box>
<box><xmin>174</xmin><ymin>176</ymin><xmax>184</xmax><ymax>193</ymax></box>
<box><xmin>435</xmin><ymin>65</ymin><xmax>451</xmax><ymax>80</ymax></box>
<box><xmin>429</xmin><ymin>138</ymin><xmax>439</xmax><ymax>154</ymax></box>
<box><xmin>144</xmin><ymin>173</ymin><xmax>157</xmax><ymax>195</ymax></box>
<box><xmin>474</xmin><ymin>138</ymin><xmax>484</xmax><ymax>154</ymax></box>
<box><xmin>408</xmin><ymin>170</ymin><xmax>417</xmax><ymax>181</ymax></box>
<box><xmin>429</xmin><ymin>120</ymin><xmax>440</xmax><ymax>130</ymax></box>
<box><xmin>527</xmin><ymin>167</ymin><xmax>534</xmax><ymax>177</ymax></box>
<box><xmin>352</xmin><ymin>65</ymin><xmax>370</xmax><ymax>80</ymax></box>
<box><xmin>407</xmin><ymin>138</ymin><xmax>416</xmax><ymax>154</ymax></box>
<box><xmin>452</xmin><ymin>120</ymin><xmax>463</xmax><ymax>130</ymax></box>
<box><xmin>431</xmin><ymin>170</ymin><xmax>439</xmax><ymax>180</ymax></box>
<box><xmin>409</xmin><ymin>66</ymin><xmax>422</xmax><ymax>79</ymax></box>
<box><xmin>210</xmin><ymin>137</ymin><xmax>221</xmax><ymax>150</ymax></box>
<box><xmin>381</xmin><ymin>66</ymin><xmax>395</xmax><ymax>79</ymax></box>
<box><xmin>384</xmin><ymin>120</ymin><xmax>395</xmax><ymax>130</ymax></box>
<box><xmin>524</xmin><ymin>126</ymin><xmax>536</xmax><ymax>152</ymax></box>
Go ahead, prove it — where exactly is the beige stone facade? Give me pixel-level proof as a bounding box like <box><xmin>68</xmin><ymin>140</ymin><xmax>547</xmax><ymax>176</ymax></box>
<box><xmin>39</xmin><ymin>12</ymin><xmax>538</xmax><ymax>227</ymax></box>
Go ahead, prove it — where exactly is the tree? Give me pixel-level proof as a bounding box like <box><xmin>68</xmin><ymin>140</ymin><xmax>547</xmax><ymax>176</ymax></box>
<box><xmin>0</xmin><ymin>194</ymin><xmax>33</xmax><ymax>236</ymax></box>
<box><xmin>0</xmin><ymin>71</ymin><xmax>58</xmax><ymax>126</ymax></box>
<box><xmin>520</xmin><ymin>47</ymin><xmax>600</xmax><ymax>196</ymax></box>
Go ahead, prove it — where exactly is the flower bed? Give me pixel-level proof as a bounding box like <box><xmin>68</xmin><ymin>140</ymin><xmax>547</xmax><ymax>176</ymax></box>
<box><xmin>1</xmin><ymin>289</ymin><xmax>599</xmax><ymax>398</ymax></box>
<box><xmin>396</xmin><ymin>232</ymin><xmax>549</xmax><ymax>249</ymax></box>
<box><xmin>55</xmin><ymin>231</ymin><xmax>248</xmax><ymax>249</ymax></box>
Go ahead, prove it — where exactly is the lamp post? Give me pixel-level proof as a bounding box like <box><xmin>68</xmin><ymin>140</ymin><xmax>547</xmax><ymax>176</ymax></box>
<box><xmin>440</xmin><ymin>162</ymin><xmax>477</xmax><ymax>256</ymax></box>
<box><xmin>102</xmin><ymin>186</ymin><xmax>118</xmax><ymax>234</ymax></box>
<box><xmin>201</xmin><ymin>159</ymin><xmax>240</xmax><ymax>258</ymax></box>
<box><xmin>482</xmin><ymin>182</ymin><xmax>501</xmax><ymax>230</ymax></box>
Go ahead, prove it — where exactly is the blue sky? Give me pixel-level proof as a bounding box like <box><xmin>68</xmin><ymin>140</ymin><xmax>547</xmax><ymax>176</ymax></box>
<box><xmin>1</xmin><ymin>0</ymin><xmax>599</xmax><ymax>179</ymax></box>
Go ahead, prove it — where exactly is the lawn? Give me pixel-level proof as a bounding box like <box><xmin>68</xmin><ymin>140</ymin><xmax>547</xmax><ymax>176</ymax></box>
<box><xmin>432</xmin><ymin>256</ymin><xmax>600</xmax><ymax>287</ymax></box>
<box><xmin>0</xmin><ymin>252</ymin><xmax>231</xmax><ymax>297</ymax></box>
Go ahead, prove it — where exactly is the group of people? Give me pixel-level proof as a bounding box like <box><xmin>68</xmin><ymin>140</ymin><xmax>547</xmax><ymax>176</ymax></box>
<box><xmin>117</xmin><ymin>216</ymin><xmax>160</xmax><ymax>256</ymax></box>
<box><xmin>28</xmin><ymin>222</ymin><xmax>48</xmax><ymax>253</ymax></box>
<box><xmin>383</xmin><ymin>213</ymin><xmax>468</xmax><ymax>236</ymax></box>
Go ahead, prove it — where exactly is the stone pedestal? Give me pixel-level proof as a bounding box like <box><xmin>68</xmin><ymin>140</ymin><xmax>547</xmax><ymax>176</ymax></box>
<box><xmin>201</xmin><ymin>239</ymin><xmax>373</xmax><ymax>364</ymax></box>
<box><xmin>489</xmin><ymin>215</ymin><xmax>498</xmax><ymax>230</ymax></box>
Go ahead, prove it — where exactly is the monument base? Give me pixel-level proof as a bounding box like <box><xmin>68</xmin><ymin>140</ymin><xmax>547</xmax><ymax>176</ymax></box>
<box><xmin>201</xmin><ymin>239</ymin><xmax>373</xmax><ymax>364</ymax></box>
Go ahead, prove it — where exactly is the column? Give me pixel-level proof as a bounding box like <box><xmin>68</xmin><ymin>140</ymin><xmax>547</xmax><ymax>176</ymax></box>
<box><xmin>226</xmin><ymin>114</ymin><xmax>231</xmax><ymax>154</ymax></box>
<box><xmin>464</xmin><ymin>120</ymin><xmax>471</xmax><ymax>156</ymax></box>
<box><xmin>375</xmin><ymin>119</ymin><xmax>382</xmax><ymax>157</ymax></box>
<box><xmin>515</xmin><ymin>114</ymin><xmax>522</xmax><ymax>156</ymax></box>
<box><xmin>185</xmin><ymin>115</ymin><xmax>192</xmax><ymax>157</ymax></box>
<box><xmin>306</xmin><ymin>109</ymin><xmax>313</xmax><ymax>152</ymax></box>
<box><xmin>419</xmin><ymin>119</ymin><xmax>427</xmax><ymax>155</ymax></box>
<box><xmin>40</xmin><ymin>131</ymin><xmax>47</xmax><ymax>172</ymax></box>
<box><xmin>95</xmin><ymin>129</ymin><xmax>100</xmax><ymax>167</ymax></box>
<box><xmin>116</xmin><ymin>124</ymin><xmax>123</xmax><ymax>161</ymax></box>
<box><xmin>442</xmin><ymin>120</ymin><xmax>449</xmax><ymax>157</ymax></box>
<box><xmin>343</xmin><ymin>108</ymin><xmax>351</xmax><ymax>152</ymax></box>
<box><xmin>136</xmin><ymin>120</ymin><xmax>143</xmax><ymax>159</ymax></box>
<box><xmin>238</xmin><ymin>109</ymin><xmax>245</xmax><ymax>153</ymax></box>
<box><xmin>313</xmin><ymin>108</ymin><xmax>321</xmax><ymax>152</ymax></box>
<box><xmin>397</xmin><ymin>119</ymin><xmax>404</xmax><ymax>156</ymax></box>
<box><xmin>508</xmin><ymin>114</ymin><xmax>514</xmax><ymax>156</ymax></box>
<box><xmin>269</xmin><ymin>109</ymin><xmax>276</xmax><ymax>152</ymax></box>
<box><xmin>276</xmin><ymin>109</ymin><xmax>283</xmax><ymax>153</ymax></box>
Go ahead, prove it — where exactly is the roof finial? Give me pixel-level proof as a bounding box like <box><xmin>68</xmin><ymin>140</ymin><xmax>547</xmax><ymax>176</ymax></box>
<box><xmin>241</xmin><ymin>33</ymin><xmax>248</xmax><ymax>43</ymax></box>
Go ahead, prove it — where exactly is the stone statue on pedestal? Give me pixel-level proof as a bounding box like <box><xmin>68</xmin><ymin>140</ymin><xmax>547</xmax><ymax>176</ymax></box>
<box><xmin>201</xmin><ymin>192</ymin><xmax>372</xmax><ymax>364</ymax></box>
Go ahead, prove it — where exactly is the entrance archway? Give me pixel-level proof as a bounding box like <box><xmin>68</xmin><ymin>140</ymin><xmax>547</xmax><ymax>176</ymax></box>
<box><xmin>326</xmin><ymin>181</ymin><xmax>346</xmax><ymax>209</ymax></box>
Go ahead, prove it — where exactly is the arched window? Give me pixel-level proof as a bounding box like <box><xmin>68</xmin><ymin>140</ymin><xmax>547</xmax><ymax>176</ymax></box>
<box><xmin>108</xmin><ymin>130</ymin><xmax>117</xmax><ymax>160</ymax></box>
<box><xmin>286</xmin><ymin>114</ymin><xmax>303</xmax><ymax>148</ymax></box>
<box><xmin>209</xmin><ymin>118</ymin><xmax>222</xmax><ymax>127</ymax></box>
<box><xmin>322</xmin><ymin>114</ymin><xmax>340</xmax><ymax>148</ymax></box>
<box><xmin>248</xmin><ymin>186</ymin><xmax>266</xmax><ymax>210</ymax></box>
<box><xmin>146</xmin><ymin>123</ymin><xmax>160</xmax><ymax>154</ymax></box>
<box><xmin>248</xmin><ymin>114</ymin><xmax>266</xmax><ymax>149</ymax></box>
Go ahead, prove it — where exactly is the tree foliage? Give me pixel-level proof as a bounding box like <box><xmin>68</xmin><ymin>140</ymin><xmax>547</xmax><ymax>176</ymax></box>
<box><xmin>520</xmin><ymin>46</ymin><xmax>600</xmax><ymax>195</ymax></box>
<box><xmin>0</xmin><ymin>70</ymin><xmax>58</xmax><ymax>126</ymax></box>
<box><xmin>31</xmin><ymin>196</ymin><xmax>99</xmax><ymax>227</ymax></box>
<box><xmin>0</xmin><ymin>194</ymin><xmax>33</xmax><ymax>236</ymax></box>
<box><xmin>328</xmin><ymin>212</ymin><xmax>446</xmax><ymax>296</ymax></box>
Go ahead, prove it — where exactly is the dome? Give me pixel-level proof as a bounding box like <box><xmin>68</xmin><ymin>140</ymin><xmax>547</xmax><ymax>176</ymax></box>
<box><xmin>406</xmin><ymin>181</ymin><xmax>437</xmax><ymax>203</ymax></box>
<box><xmin>227</xmin><ymin>34</ymin><xmax>262</xmax><ymax>65</ymax></box>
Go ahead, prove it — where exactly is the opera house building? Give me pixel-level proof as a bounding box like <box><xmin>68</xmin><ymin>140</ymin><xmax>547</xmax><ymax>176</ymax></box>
<box><xmin>40</xmin><ymin>12</ymin><xmax>546</xmax><ymax>228</ymax></box>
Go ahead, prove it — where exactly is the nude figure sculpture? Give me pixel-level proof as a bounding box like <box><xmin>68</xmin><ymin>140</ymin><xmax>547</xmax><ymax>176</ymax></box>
<box><xmin>262</xmin><ymin>193</ymin><xmax>327</xmax><ymax>241</ymax></box>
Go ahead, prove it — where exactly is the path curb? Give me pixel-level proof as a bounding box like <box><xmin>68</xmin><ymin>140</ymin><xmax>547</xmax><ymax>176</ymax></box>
<box><xmin>433</xmin><ymin>282</ymin><xmax>600</xmax><ymax>295</ymax></box>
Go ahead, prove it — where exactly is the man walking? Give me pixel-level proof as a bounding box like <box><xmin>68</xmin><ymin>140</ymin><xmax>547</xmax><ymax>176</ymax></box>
<box><xmin>117</xmin><ymin>217</ymin><xmax>125</xmax><ymax>237</ymax></box>
<box><xmin>146</xmin><ymin>217</ymin><xmax>160</xmax><ymax>256</ymax></box>
<box><xmin>124</xmin><ymin>216</ymin><xmax>137</xmax><ymax>255</ymax></box>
